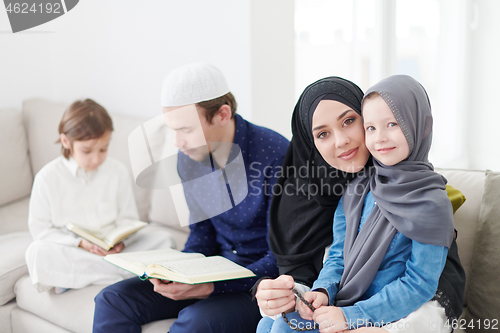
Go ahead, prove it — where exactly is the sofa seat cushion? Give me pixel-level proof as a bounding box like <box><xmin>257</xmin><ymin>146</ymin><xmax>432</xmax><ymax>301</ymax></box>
<box><xmin>0</xmin><ymin>109</ymin><xmax>33</xmax><ymax>206</ymax></box>
<box><xmin>0</xmin><ymin>231</ymin><xmax>32</xmax><ymax>305</ymax></box>
<box><xmin>11</xmin><ymin>307</ymin><xmax>71</xmax><ymax>333</ymax></box>
<box><xmin>0</xmin><ymin>299</ymin><xmax>17</xmax><ymax>333</ymax></box>
<box><xmin>15</xmin><ymin>275</ymin><xmax>105</xmax><ymax>333</ymax></box>
<box><xmin>15</xmin><ymin>274</ymin><xmax>177</xmax><ymax>332</ymax></box>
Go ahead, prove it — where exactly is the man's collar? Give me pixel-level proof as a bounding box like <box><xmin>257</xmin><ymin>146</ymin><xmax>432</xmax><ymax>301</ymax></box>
<box><xmin>228</xmin><ymin>114</ymin><xmax>248</xmax><ymax>163</ymax></box>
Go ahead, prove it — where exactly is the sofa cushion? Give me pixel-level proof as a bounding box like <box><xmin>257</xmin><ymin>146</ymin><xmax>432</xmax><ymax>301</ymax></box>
<box><xmin>436</xmin><ymin>168</ymin><xmax>485</xmax><ymax>304</ymax></box>
<box><xmin>0</xmin><ymin>300</ymin><xmax>17</xmax><ymax>333</ymax></box>
<box><xmin>22</xmin><ymin>98</ymin><xmax>150</xmax><ymax>221</ymax></box>
<box><xmin>11</xmin><ymin>306</ymin><xmax>72</xmax><ymax>333</ymax></box>
<box><xmin>464</xmin><ymin>170</ymin><xmax>500</xmax><ymax>326</ymax></box>
<box><xmin>0</xmin><ymin>109</ymin><xmax>33</xmax><ymax>207</ymax></box>
<box><xmin>0</xmin><ymin>196</ymin><xmax>30</xmax><ymax>235</ymax></box>
<box><xmin>0</xmin><ymin>231</ymin><xmax>32</xmax><ymax>305</ymax></box>
<box><xmin>15</xmin><ymin>274</ymin><xmax>105</xmax><ymax>333</ymax></box>
<box><xmin>15</xmin><ymin>274</ymin><xmax>176</xmax><ymax>332</ymax></box>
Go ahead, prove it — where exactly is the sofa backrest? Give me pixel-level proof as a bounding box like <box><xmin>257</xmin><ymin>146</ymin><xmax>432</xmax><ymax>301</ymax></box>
<box><xmin>0</xmin><ymin>109</ymin><xmax>33</xmax><ymax>207</ymax></box>
<box><xmin>436</xmin><ymin>168</ymin><xmax>485</xmax><ymax>305</ymax></box>
<box><xmin>21</xmin><ymin>98</ymin><xmax>151</xmax><ymax>221</ymax></box>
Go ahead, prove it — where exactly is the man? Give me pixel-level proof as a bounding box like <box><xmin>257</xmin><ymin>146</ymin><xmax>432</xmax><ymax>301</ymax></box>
<box><xmin>93</xmin><ymin>63</ymin><xmax>289</xmax><ymax>332</ymax></box>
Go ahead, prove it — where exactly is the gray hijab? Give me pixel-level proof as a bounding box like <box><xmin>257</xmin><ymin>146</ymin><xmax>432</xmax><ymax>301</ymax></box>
<box><xmin>335</xmin><ymin>75</ymin><xmax>455</xmax><ymax>306</ymax></box>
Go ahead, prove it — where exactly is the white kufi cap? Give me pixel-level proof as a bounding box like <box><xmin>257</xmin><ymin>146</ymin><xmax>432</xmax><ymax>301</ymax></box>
<box><xmin>161</xmin><ymin>63</ymin><xmax>230</xmax><ymax>107</ymax></box>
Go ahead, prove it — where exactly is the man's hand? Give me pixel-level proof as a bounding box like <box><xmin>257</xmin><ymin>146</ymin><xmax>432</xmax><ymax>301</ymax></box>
<box><xmin>149</xmin><ymin>279</ymin><xmax>214</xmax><ymax>300</ymax></box>
<box><xmin>297</xmin><ymin>291</ymin><xmax>328</xmax><ymax>320</ymax></box>
<box><xmin>254</xmin><ymin>275</ymin><xmax>296</xmax><ymax>316</ymax></box>
<box><xmin>79</xmin><ymin>240</ymin><xmax>125</xmax><ymax>256</ymax></box>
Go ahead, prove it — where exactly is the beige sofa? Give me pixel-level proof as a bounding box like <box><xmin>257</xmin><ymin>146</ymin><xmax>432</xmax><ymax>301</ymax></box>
<box><xmin>0</xmin><ymin>99</ymin><xmax>190</xmax><ymax>332</ymax></box>
<box><xmin>1</xmin><ymin>99</ymin><xmax>499</xmax><ymax>332</ymax></box>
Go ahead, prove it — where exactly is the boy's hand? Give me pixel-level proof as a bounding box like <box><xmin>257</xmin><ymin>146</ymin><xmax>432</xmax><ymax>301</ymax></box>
<box><xmin>107</xmin><ymin>242</ymin><xmax>124</xmax><ymax>254</ymax></box>
<box><xmin>297</xmin><ymin>291</ymin><xmax>328</xmax><ymax>320</ymax></box>
<box><xmin>313</xmin><ymin>305</ymin><xmax>347</xmax><ymax>333</ymax></box>
<box><xmin>78</xmin><ymin>239</ymin><xmax>124</xmax><ymax>256</ymax></box>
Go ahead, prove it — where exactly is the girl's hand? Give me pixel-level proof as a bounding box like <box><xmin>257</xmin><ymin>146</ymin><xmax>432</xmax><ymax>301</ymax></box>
<box><xmin>297</xmin><ymin>291</ymin><xmax>328</xmax><ymax>320</ymax></box>
<box><xmin>78</xmin><ymin>239</ymin><xmax>125</xmax><ymax>256</ymax></box>
<box><xmin>312</xmin><ymin>305</ymin><xmax>347</xmax><ymax>333</ymax></box>
<box><xmin>255</xmin><ymin>275</ymin><xmax>296</xmax><ymax>316</ymax></box>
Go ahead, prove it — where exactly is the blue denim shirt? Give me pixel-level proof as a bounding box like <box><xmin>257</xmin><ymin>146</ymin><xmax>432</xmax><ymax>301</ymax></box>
<box><xmin>312</xmin><ymin>192</ymin><xmax>448</xmax><ymax>328</ymax></box>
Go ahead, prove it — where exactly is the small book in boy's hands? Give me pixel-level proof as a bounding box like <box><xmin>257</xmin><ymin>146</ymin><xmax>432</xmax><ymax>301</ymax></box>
<box><xmin>103</xmin><ymin>248</ymin><xmax>256</xmax><ymax>284</ymax></box>
<box><xmin>66</xmin><ymin>221</ymin><xmax>148</xmax><ymax>251</ymax></box>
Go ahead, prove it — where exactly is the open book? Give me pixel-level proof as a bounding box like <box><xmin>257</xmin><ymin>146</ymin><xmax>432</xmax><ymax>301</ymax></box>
<box><xmin>103</xmin><ymin>248</ymin><xmax>256</xmax><ymax>284</ymax></box>
<box><xmin>66</xmin><ymin>221</ymin><xmax>147</xmax><ymax>251</ymax></box>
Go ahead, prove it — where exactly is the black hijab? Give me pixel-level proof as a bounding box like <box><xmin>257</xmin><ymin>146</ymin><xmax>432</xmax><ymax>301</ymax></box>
<box><xmin>266</xmin><ymin>75</ymin><xmax>465</xmax><ymax>321</ymax></box>
<box><xmin>268</xmin><ymin>77</ymin><xmax>368</xmax><ymax>287</ymax></box>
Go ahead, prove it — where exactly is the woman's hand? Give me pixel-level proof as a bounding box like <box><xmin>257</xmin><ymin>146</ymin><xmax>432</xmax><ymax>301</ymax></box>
<box><xmin>255</xmin><ymin>275</ymin><xmax>296</xmax><ymax>316</ymax></box>
<box><xmin>78</xmin><ymin>239</ymin><xmax>125</xmax><ymax>256</ymax></box>
<box><xmin>297</xmin><ymin>291</ymin><xmax>328</xmax><ymax>320</ymax></box>
<box><xmin>313</xmin><ymin>305</ymin><xmax>347</xmax><ymax>333</ymax></box>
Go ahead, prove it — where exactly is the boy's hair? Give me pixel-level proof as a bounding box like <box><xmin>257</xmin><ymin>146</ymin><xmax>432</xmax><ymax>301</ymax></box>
<box><xmin>56</xmin><ymin>99</ymin><xmax>113</xmax><ymax>159</ymax></box>
<box><xmin>196</xmin><ymin>92</ymin><xmax>237</xmax><ymax>123</ymax></box>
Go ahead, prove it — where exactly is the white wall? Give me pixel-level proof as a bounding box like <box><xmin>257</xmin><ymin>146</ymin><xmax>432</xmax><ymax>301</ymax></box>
<box><xmin>251</xmin><ymin>0</ymin><xmax>295</xmax><ymax>139</ymax></box>
<box><xmin>0</xmin><ymin>0</ymin><xmax>253</xmax><ymax>121</ymax></box>
<box><xmin>3</xmin><ymin>0</ymin><xmax>499</xmax><ymax>171</ymax></box>
<box><xmin>468</xmin><ymin>0</ymin><xmax>500</xmax><ymax>171</ymax></box>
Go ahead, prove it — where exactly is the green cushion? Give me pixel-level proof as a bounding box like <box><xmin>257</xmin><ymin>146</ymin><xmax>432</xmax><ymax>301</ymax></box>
<box><xmin>446</xmin><ymin>184</ymin><xmax>466</xmax><ymax>214</ymax></box>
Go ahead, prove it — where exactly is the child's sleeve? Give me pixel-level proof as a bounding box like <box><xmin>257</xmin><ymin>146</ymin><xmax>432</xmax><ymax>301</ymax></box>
<box><xmin>28</xmin><ymin>173</ymin><xmax>81</xmax><ymax>247</ymax></box>
<box><xmin>340</xmin><ymin>241</ymin><xmax>448</xmax><ymax>329</ymax></box>
<box><xmin>311</xmin><ymin>197</ymin><xmax>346</xmax><ymax>301</ymax></box>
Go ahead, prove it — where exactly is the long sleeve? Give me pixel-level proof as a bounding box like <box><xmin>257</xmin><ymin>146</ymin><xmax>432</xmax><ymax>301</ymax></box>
<box><xmin>211</xmin><ymin>158</ymin><xmax>281</xmax><ymax>294</ymax></box>
<box><xmin>341</xmin><ymin>242</ymin><xmax>448</xmax><ymax>328</ymax></box>
<box><xmin>183</xmin><ymin>219</ymin><xmax>219</xmax><ymax>256</ymax></box>
<box><xmin>176</xmin><ymin>115</ymin><xmax>288</xmax><ymax>295</ymax></box>
<box><xmin>28</xmin><ymin>172</ymin><xmax>81</xmax><ymax>247</ymax></box>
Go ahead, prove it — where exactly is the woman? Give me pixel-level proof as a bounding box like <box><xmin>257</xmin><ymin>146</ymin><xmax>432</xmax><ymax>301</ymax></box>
<box><xmin>255</xmin><ymin>77</ymin><xmax>465</xmax><ymax>331</ymax></box>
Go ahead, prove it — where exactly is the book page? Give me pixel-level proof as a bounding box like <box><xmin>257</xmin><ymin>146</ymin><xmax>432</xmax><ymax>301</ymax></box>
<box><xmin>107</xmin><ymin>248</ymin><xmax>205</xmax><ymax>267</ymax></box>
<box><xmin>156</xmin><ymin>256</ymin><xmax>250</xmax><ymax>277</ymax></box>
<box><xmin>66</xmin><ymin>222</ymin><xmax>110</xmax><ymax>249</ymax></box>
<box><xmin>102</xmin><ymin>220</ymin><xmax>148</xmax><ymax>245</ymax></box>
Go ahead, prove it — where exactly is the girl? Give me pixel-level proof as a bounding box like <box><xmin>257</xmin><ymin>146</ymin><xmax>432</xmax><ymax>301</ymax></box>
<box><xmin>256</xmin><ymin>76</ymin><xmax>464</xmax><ymax>332</ymax></box>
<box><xmin>26</xmin><ymin>99</ymin><xmax>175</xmax><ymax>294</ymax></box>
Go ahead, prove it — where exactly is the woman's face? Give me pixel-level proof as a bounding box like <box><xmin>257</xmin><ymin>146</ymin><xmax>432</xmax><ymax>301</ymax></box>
<box><xmin>312</xmin><ymin>100</ymin><xmax>370</xmax><ymax>173</ymax></box>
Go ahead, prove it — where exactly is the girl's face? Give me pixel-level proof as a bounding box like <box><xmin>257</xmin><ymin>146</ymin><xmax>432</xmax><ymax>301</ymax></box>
<box><xmin>362</xmin><ymin>94</ymin><xmax>409</xmax><ymax>166</ymax></box>
<box><xmin>312</xmin><ymin>100</ymin><xmax>370</xmax><ymax>173</ymax></box>
<box><xmin>61</xmin><ymin>130</ymin><xmax>111</xmax><ymax>172</ymax></box>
